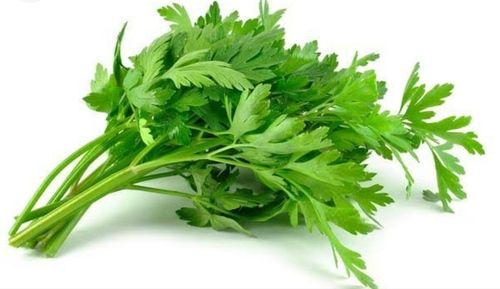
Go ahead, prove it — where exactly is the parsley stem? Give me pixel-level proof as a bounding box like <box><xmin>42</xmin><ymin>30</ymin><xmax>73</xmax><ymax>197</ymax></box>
<box><xmin>42</xmin><ymin>209</ymin><xmax>87</xmax><ymax>257</ymax></box>
<box><xmin>9</xmin><ymin>167</ymin><xmax>149</xmax><ymax>247</ymax></box>
<box><xmin>9</xmin><ymin>139</ymin><xmax>224</xmax><ymax>247</ymax></box>
<box><xmin>47</xmin><ymin>136</ymin><xmax>115</xmax><ymax>204</ymax></box>
<box><xmin>126</xmin><ymin>184</ymin><xmax>194</xmax><ymax>199</ymax></box>
<box><xmin>133</xmin><ymin>170</ymin><xmax>180</xmax><ymax>183</ymax></box>
<box><xmin>128</xmin><ymin>185</ymin><xmax>240</xmax><ymax>218</ymax></box>
<box><xmin>39</xmin><ymin>156</ymin><xmax>126</xmax><ymax>256</ymax></box>
<box><xmin>207</xmin><ymin>143</ymin><xmax>254</xmax><ymax>157</ymax></box>
<box><xmin>37</xmin><ymin>221</ymin><xmax>67</xmax><ymax>249</ymax></box>
<box><xmin>72</xmin><ymin>157</ymin><xmax>113</xmax><ymax>194</ymax></box>
<box><xmin>25</xmin><ymin>131</ymin><xmax>134</xmax><ymax>248</ymax></box>
<box><xmin>130</xmin><ymin>134</ymin><xmax>169</xmax><ymax>166</ymax></box>
<box><xmin>195</xmin><ymin>199</ymin><xmax>240</xmax><ymax>218</ymax></box>
<box><xmin>186</xmin><ymin>125</ymin><xmax>223</xmax><ymax>136</ymax></box>
<box><xmin>9</xmin><ymin>123</ymin><xmax>132</xmax><ymax>236</ymax></box>
<box><xmin>14</xmin><ymin>201</ymin><xmax>63</xmax><ymax>224</ymax></box>
<box><xmin>207</xmin><ymin>156</ymin><xmax>258</xmax><ymax>170</ymax></box>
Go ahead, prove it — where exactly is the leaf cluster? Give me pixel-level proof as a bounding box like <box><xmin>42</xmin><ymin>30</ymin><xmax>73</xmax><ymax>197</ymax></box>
<box><xmin>9</xmin><ymin>2</ymin><xmax>483</xmax><ymax>289</ymax></box>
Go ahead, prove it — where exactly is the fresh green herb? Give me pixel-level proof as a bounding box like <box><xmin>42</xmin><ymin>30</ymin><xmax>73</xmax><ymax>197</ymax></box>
<box><xmin>9</xmin><ymin>2</ymin><xmax>483</xmax><ymax>288</ymax></box>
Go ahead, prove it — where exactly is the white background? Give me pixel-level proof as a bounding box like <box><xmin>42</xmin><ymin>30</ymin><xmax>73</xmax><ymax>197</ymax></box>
<box><xmin>0</xmin><ymin>0</ymin><xmax>499</xmax><ymax>288</ymax></box>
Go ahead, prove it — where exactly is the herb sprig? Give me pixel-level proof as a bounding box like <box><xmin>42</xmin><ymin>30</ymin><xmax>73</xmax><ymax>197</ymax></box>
<box><xmin>9</xmin><ymin>2</ymin><xmax>483</xmax><ymax>288</ymax></box>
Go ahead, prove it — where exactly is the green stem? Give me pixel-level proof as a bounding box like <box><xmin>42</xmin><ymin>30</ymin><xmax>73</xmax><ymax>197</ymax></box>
<box><xmin>207</xmin><ymin>156</ymin><xmax>259</xmax><ymax>170</ymax></box>
<box><xmin>186</xmin><ymin>125</ymin><xmax>224</xmax><ymax>136</ymax></box>
<box><xmin>9</xmin><ymin>138</ymin><xmax>224</xmax><ymax>247</ymax></box>
<box><xmin>42</xmin><ymin>209</ymin><xmax>87</xmax><ymax>257</ymax></box>
<box><xmin>38</xmin><ymin>156</ymin><xmax>123</xmax><ymax>256</ymax></box>
<box><xmin>31</xmin><ymin>134</ymin><xmax>128</xmax><ymax>247</ymax></box>
<box><xmin>130</xmin><ymin>134</ymin><xmax>169</xmax><ymax>166</ymax></box>
<box><xmin>196</xmin><ymin>199</ymin><xmax>240</xmax><ymax>218</ymax></box>
<box><xmin>9</xmin><ymin>123</ymin><xmax>131</xmax><ymax>236</ymax></box>
<box><xmin>14</xmin><ymin>201</ymin><xmax>63</xmax><ymax>224</ymax></box>
<box><xmin>127</xmin><ymin>185</ymin><xmax>240</xmax><ymax>218</ymax></box>
<box><xmin>43</xmin><ymin>180</ymin><xmax>240</xmax><ymax>256</ymax></box>
<box><xmin>126</xmin><ymin>184</ymin><xmax>195</xmax><ymax>199</ymax></box>
<box><xmin>37</xmin><ymin>221</ymin><xmax>67</xmax><ymax>248</ymax></box>
<box><xmin>207</xmin><ymin>143</ymin><xmax>253</xmax><ymax>157</ymax></box>
<box><xmin>48</xmin><ymin>137</ymin><xmax>115</xmax><ymax>204</ymax></box>
<box><xmin>133</xmin><ymin>171</ymin><xmax>180</xmax><ymax>183</ymax></box>
<box><xmin>72</xmin><ymin>158</ymin><xmax>112</xmax><ymax>194</ymax></box>
<box><xmin>10</xmin><ymin>166</ymin><xmax>147</xmax><ymax>247</ymax></box>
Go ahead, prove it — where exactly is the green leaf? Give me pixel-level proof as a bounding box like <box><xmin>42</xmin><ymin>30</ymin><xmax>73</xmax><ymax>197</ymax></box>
<box><xmin>400</xmin><ymin>63</ymin><xmax>484</xmax><ymax>210</ymax></box>
<box><xmin>83</xmin><ymin>92</ymin><xmax>118</xmax><ymax>113</ymax></box>
<box><xmin>226</xmin><ymin>29</ymin><xmax>285</xmax><ymax>82</ymax></box>
<box><xmin>158</xmin><ymin>3</ymin><xmax>192</xmax><ymax>32</ymax></box>
<box><xmin>280</xmin><ymin>41</ymin><xmax>319</xmax><ymax>74</ymax></box>
<box><xmin>433</xmin><ymin>143</ymin><xmax>465</xmax><ymax>175</ymax></box>
<box><xmin>333</xmin><ymin>70</ymin><xmax>380</xmax><ymax>122</ymax></box>
<box><xmin>250</xmin><ymin>126</ymin><xmax>332</xmax><ymax>155</ymax></box>
<box><xmin>326</xmin><ymin>206</ymin><xmax>376</xmax><ymax>235</ymax></box>
<box><xmin>422</xmin><ymin>190</ymin><xmax>440</xmax><ymax>203</ymax></box>
<box><xmin>353</xmin><ymin>52</ymin><xmax>380</xmax><ymax>67</ymax></box>
<box><xmin>288</xmin><ymin>200</ymin><xmax>299</xmax><ymax>226</ymax></box>
<box><xmin>196</xmin><ymin>1</ymin><xmax>222</xmax><ymax>27</ymax></box>
<box><xmin>123</xmin><ymin>69</ymin><xmax>142</xmax><ymax>91</ymax></box>
<box><xmin>229</xmin><ymin>84</ymin><xmax>271</xmax><ymax>139</ymax></box>
<box><xmin>176</xmin><ymin>207</ymin><xmax>210</xmax><ymax>227</ymax></box>
<box><xmin>177</xmin><ymin>206</ymin><xmax>252</xmax><ymax>236</ymax></box>
<box><xmin>253</xmin><ymin>169</ymin><xmax>287</xmax><ymax>192</ymax></box>
<box><xmin>427</xmin><ymin>142</ymin><xmax>470</xmax><ymax>211</ymax></box>
<box><xmin>297</xmin><ymin>196</ymin><xmax>377</xmax><ymax>289</ymax></box>
<box><xmin>90</xmin><ymin>63</ymin><xmax>109</xmax><ymax>92</ymax></box>
<box><xmin>285</xmin><ymin>150</ymin><xmax>370</xmax><ymax>186</ymax></box>
<box><xmin>245</xmin><ymin>115</ymin><xmax>331</xmax><ymax>155</ymax></box>
<box><xmin>113</xmin><ymin>23</ymin><xmax>127</xmax><ymax>86</ymax></box>
<box><xmin>211</xmin><ymin>17</ymin><xmax>285</xmax><ymax>81</ymax></box>
<box><xmin>189</xmin><ymin>165</ymin><xmax>211</xmax><ymax>193</ymax></box>
<box><xmin>405</xmin><ymin>83</ymin><xmax>454</xmax><ymax>122</ymax></box>
<box><xmin>433</xmin><ymin>152</ymin><xmax>466</xmax><ymax>212</ymax></box>
<box><xmin>123</xmin><ymin>68</ymin><xmax>164</xmax><ymax>113</ymax></box>
<box><xmin>163</xmin><ymin>50</ymin><xmax>253</xmax><ymax>90</ymax></box>
<box><xmin>259</xmin><ymin>0</ymin><xmax>285</xmax><ymax>30</ymax></box>
<box><xmin>138</xmin><ymin>118</ymin><xmax>155</xmax><ymax>145</ymax></box>
<box><xmin>390</xmin><ymin>148</ymin><xmax>415</xmax><ymax>195</ymax></box>
<box><xmin>415</xmin><ymin>117</ymin><xmax>484</xmax><ymax>155</ymax></box>
<box><xmin>237</xmin><ymin>148</ymin><xmax>285</xmax><ymax>166</ymax></box>
<box><xmin>246</xmin><ymin>115</ymin><xmax>305</xmax><ymax>144</ymax></box>
<box><xmin>214</xmin><ymin>188</ymin><xmax>274</xmax><ymax>210</ymax></box>
<box><xmin>400</xmin><ymin>63</ymin><xmax>421</xmax><ymax>112</ymax></box>
<box><xmin>83</xmin><ymin>64</ymin><xmax>121</xmax><ymax>113</ymax></box>
<box><xmin>172</xmin><ymin>89</ymin><xmax>208</xmax><ymax>112</ymax></box>
<box><xmin>165</xmin><ymin>115</ymin><xmax>192</xmax><ymax>145</ymax></box>
<box><xmin>127</xmin><ymin>84</ymin><xmax>162</xmax><ymax>113</ymax></box>
<box><xmin>279</xmin><ymin>170</ymin><xmax>345</xmax><ymax>203</ymax></box>
<box><xmin>210</xmin><ymin>214</ymin><xmax>253</xmax><ymax>236</ymax></box>
<box><xmin>352</xmin><ymin>185</ymin><xmax>394</xmax><ymax>218</ymax></box>
<box><xmin>131</xmin><ymin>34</ymin><xmax>170</xmax><ymax>83</ymax></box>
<box><xmin>365</xmin><ymin>109</ymin><xmax>414</xmax><ymax>152</ymax></box>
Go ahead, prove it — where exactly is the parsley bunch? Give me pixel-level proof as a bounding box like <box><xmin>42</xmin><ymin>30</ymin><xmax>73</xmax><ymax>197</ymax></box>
<box><xmin>9</xmin><ymin>2</ymin><xmax>483</xmax><ymax>288</ymax></box>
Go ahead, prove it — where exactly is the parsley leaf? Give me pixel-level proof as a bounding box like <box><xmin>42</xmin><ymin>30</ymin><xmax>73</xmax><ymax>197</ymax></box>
<box><xmin>163</xmin><ymin>49</ymin><xmax>253</xmax><ymax>90</ymax></box>
<box><xmin>400</xmin><ymin>63</ymin><xmax>484</xmax><ymax>210</ymax></box>
<box><xmin>83</xmin><ymin>64</ymin><xmax>122</xmax><ymax>113</ymax></box>
<box><xmin>158</xmin><ymin>3</ymin><xmax>192</xmax><ymax>32</ymax></box>
<box><xmin>177</xmin><ymin>205</ymin><xmax>252</xmax><ymax>236</ymax></box>
<box><xmin>228</xmin><ymin>84</ymin><xmax>271</xmax><ymax>139</ymax></box>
